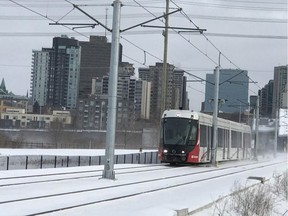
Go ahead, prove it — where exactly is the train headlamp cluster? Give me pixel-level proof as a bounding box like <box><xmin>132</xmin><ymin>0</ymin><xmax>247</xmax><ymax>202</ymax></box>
<box><xmin>163</xmin><ymin>149</ymin><xmax>186</xmax><ymax>154</ymax></box>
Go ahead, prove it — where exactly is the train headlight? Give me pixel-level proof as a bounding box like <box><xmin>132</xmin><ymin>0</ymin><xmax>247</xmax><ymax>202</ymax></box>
<box><xmin>163</xmin><ymin>149</ymin><xmax>168</xmax><ymax>154</ymax></box>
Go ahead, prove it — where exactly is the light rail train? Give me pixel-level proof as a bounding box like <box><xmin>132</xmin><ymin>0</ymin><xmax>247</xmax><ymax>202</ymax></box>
<box><xmin>158</xmin><ymin>109</ymin><xmax>252</xmax><ymax>164</ymax></box>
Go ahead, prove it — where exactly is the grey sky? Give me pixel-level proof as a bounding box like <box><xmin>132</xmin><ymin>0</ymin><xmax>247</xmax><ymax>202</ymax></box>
<box><xmin>0</xmin><ymin>0</ymin><xmax>287</xmax><ymax>111</ymax></box>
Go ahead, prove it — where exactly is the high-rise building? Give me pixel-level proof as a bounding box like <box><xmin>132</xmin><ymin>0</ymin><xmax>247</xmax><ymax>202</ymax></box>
<box><xmin>49</xmin><ymin>36</ymin><xmax>80</xmax><ymax>109</ymax></box>
<box><xmin>31</xmin><ymin>35</ymin><xmax>125</xmax><ymax>111</ymax></box>
<box><xmin>78</xmin><ymin>36</ymin><xmax>123</xmax><ymax>99</ymax></box>
<box><xmin>282</xmin><ymin>84</ymin><xmax>288</xmax><ymax>108</ymax></box>
<box><xmin>173</xmin><ymin>69</ymin><xmax>187</xmax><ymax>110</ymax></box>
<box><xmin>249</xmin><ymin>95</ymin><xmax>258</xmax><ymax>111</ymax></box>
<box><xmin>259</xmin><ymin>80</ymin><xmax>273</xmax><ymax>117</ymax></box>
<box><xmin>138</xmin><ymin>63</ymin><xmax>187</xmax><ymax>123</ymax></box>
<box><xmin>272</xmin><ymin>65</ymin><xmax>287</xmax><ymax>117</ymax></box>
<box><xmin>31</xmin><ymin>50</ymin><xmax>50</xmax><ymax>107</ymax></box>
<box><xmin>76</xmin><ymin>64</ymin><xmax>151</xmax><ymax>130</ymax></box>
<box><xmin>138</xmin><ymin>80</ymin><xmax>151</xmax><ymax>120</ymax></box>
<box><xmin>31</xmin><ymin>35</ymin><xmax>81</xmax><ymax>110</ymax></box>
<box><xmin>202</xmin><ymin>69</ymin><xmax>249</xmax><ymax>113</ymax></box>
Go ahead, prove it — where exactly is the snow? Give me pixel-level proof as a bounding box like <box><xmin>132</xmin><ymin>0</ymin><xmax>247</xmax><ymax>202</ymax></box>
<box><xmin>0</xmin><ymin>149</ymin><xmax>287</xmax><ymax>216</ymax></box>
<box><xmin>0</xmin><ymin>148</ymin><xmax>155</xmax><ymax>156</ymax></box>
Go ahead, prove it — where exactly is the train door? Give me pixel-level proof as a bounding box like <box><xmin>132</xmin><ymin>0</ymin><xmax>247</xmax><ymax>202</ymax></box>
<box><xmin>223</xmin><ymin>129</ymin><xmax>229</xmax><ymax>160</ymax></box>
<box><xmin>228</xmin><ymin>128</ymin><xmax>231</xmax><ymax>159</ymax></box>
<box><xmin>199</xmin><ymin>124</ymin><xmax>210</xmax><ymax>162</ymax></box>
<box><xmin>242</xmin><ymin>132</ymin><xmax>245</xmax><ymax>159</ymax></box>
<box><xmin>207</xmin><ymin>125</ymin><xmax>212</xmax><ymax>161</ymax></box>
<box><xmin>218</xmin><ymin>128</ymin><xmax>225</xmax><ymax>160</ymax></box>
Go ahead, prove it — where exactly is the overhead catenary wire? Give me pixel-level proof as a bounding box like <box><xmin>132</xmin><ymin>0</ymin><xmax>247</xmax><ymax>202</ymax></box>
<box><xmin>173</xmin><ymin>1</ymin><xmax>287</xmax><ymax>11</ymax></box>
<box><xmin>133</xmin><ymin>0</ymin><xmax>218</xmax><ymax>66</ymax></box>
<box><xmin>1</xmin><ymin>14</ymin><xmax>287</xmax><ymax>24</ymax></box>
<box><xmin>8</xmin><ymin>0</ymin><xmax>89</xmax><ymax>39</ymax></box>
<box><xmin>171</xmin><ymin>0</ymin><xmax>262</xmax><ymax>93</ymax></box>
<box><xmin>8</xmin><ymin>0</ymin><xmax>267</xmax><ymax>101</ymax></box>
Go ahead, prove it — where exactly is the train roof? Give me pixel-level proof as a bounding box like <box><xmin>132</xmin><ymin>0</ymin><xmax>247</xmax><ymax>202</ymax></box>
<box><xmin>162</xmin><ymin>109</ymin><xmax>199</xmax><ymax>119</ymax></box>
<box><xmin>162</xmin><ymin>109</ymin><xmax>251</xmax><ymax>132</ymax></box>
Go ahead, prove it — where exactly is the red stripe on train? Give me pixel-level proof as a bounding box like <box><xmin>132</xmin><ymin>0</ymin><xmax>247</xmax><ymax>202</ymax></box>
<box><xmin>187</xmin><ymin>126</ymin><xmax>200</xmax><ymax>163</ymax></box>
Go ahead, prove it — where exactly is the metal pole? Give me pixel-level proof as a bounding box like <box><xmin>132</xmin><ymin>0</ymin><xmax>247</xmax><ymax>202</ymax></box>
<box><xmin>161</xmin><ymin>0</ymin><xmax>169</xmax><ymax>116</ymax></box>
<box><xmin>239</xmin><ymin>102</ymin><xmax>241</xmax><ymax>123</ymax></box>
<box><xmin>254</xmin><ymin>96</ymin><xmax>259</xmax><ymax>160</ymax></box>
<box><xmin>102</xmin><ymin>0</ymin><xmax>121</xmax><ymax>180</ymax></box>
<box><xmin>274</xmin><ymin>109</ymin><xmax>278</xmax><ymax>158</ymax></box>
<box><xmin>211</xmin><ymin>66</ymin><xmax>220</xmax><ymax>165</ymax></box>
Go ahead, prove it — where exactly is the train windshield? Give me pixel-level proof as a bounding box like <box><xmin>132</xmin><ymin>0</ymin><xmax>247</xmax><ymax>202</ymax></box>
<box><xmin>162</xmin><ymin>117</ymin><xmax>198</xmax><ymax>146</ymax></box>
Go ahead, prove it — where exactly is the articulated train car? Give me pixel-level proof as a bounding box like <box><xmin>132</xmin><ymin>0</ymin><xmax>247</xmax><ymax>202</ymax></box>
<box><xmin>158</xmin><ymin>109</ymin><xmax>252</xmax><ymax>164</ymax></box>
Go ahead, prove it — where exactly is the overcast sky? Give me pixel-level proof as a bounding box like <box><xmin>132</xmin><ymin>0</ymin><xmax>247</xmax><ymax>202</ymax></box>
<box><xmin>0</xmin><ymin>0</ymin><xmax>287</xmax><ymax>111</ymax></box>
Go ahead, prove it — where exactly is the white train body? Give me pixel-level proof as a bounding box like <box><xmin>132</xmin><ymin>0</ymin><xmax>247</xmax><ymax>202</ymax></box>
<box><xmin>158</xmin><ymin>109</ymin><xmax>252</xmax><ymax>163</ymax></box>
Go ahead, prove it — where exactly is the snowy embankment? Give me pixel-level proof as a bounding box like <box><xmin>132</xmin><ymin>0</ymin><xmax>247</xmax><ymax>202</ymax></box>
<box><xmin>0</xmin><ymin>148</ymin><xmax>155</xmax><ymax>156</ymax></box>
<box><xmin>0</xmin><ymin>148</ymin><xmax>159</xmax><ymax>171</ymax></box>
<box><xmin>0</xmin><ymin>154</ymin><xmax>286</xmax><ymax>216</ymax></box>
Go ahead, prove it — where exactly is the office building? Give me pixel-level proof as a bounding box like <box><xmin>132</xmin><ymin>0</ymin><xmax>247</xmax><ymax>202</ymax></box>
<box><xmin>78</xmin><ymin>36</ymin><xmax>122</xmax><ymax>99</ymax></box>
<box><xmin>259</xmin><ymin>80</ymin><xmax>273</xmax><ymax>117</ymax></box>
<box><xmin>76</xmin><ymin>64</ymin><xmax>151</xmax><ymax>130</ymax></box>
<box><xmin>272</xmin><ymin>65</ymin><xmax>288</xmax><ymax>117</ymax></box>
<box><xmin>203</xmin><ymin>69</ymin><xmax>249</xmax><ymax>113</ymax></box>
<box><xmin>31</xmin><ymin>35</ymin><xmax>81</xmax><ymax>110</ymax></box>
<box><xmin>138</xmin><ymin>63</ymin><xmax>187</xmax><ymax>123</ymax></box>
<box><xmin>31</xmin><ymin>50</ymin><xmax>50</xmax><ymax>107</ymax></box>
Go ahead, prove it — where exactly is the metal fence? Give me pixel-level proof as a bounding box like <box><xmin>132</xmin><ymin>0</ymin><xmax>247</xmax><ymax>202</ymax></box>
<box><xmin>0</xmin><ymin>151</ymin><xmax>160</xmax><ymax>171</ymax></box>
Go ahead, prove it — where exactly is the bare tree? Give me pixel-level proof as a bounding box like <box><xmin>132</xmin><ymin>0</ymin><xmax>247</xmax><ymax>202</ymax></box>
<box><xmin>48</xmin><ymin>118</ymin><xmax>64</xmax><ymax>148</ymax></box>
<box><xmin>272</xmin><ymin>171</ymin><xmax>288</xmax><ymax>201</ymax></box>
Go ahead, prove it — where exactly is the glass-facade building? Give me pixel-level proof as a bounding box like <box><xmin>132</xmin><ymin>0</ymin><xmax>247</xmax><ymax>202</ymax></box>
<box><xmin>203</xmin><ymin>69</ymin><xmax>249</xmax><ymax>113</ymax></box>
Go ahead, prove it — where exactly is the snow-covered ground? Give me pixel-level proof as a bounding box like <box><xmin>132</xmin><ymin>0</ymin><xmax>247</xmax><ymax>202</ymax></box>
<box><xmin>0</xmin><ymin>148</ymin><xmax>156</xmax><ymax>156</ymax></box>
<box><xmin>0</xmin><ymin>149</ymin><xmax>287</xmax><ymax>216</ymax></box>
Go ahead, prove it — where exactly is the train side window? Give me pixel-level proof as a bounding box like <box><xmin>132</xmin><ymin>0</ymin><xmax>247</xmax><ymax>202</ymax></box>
<box><xmin>245</xmin><ymin>133</ymin><xmax>251</xmax><ymax>148</ymax></box>
<box><xmin>231</xmin><ymin>131</ymin><xmax>242</xmax><ymax>148</ymax></box>
<box><xmin>218</xmin><ymin>128</ymin><xmax>224</xmax><ymax>147</ymax></box>
<box><xmin>200</xmin><ymin>125</ymin><xmax>207</xmax><ymax>147</ymax></box>
<box><xmin>190</xmin><ymin>125</ymin><xmax>197</xmax><ymax>140</ymax></box>
<box><xmin>231</xmin><ymin>131</ymin><xmax>237</xmax><ymax>147</ymax></box>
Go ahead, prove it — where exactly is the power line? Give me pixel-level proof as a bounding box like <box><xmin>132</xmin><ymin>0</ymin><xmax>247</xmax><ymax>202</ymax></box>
<box><xmin>175</xmin><ymin>1</ymin><xmax>287</xmax><ymax>11</ymax></box>
<box><xmin>8</xmin><ymin>0</ymin><xmax>89</xmax><ymax>39</ymax></box>
<box><xmin>121</xmin><ymin>36</ymin><xmax>163</xmax><ymax>62</ymax></box>
<box><xmin>6</xmin><ymin>0</ymin><xmax>271</xmax><ymax>103</ymax></box>
<box><xmin>0</xmin><ymin>31</ymin><xmax>287</xmax><ymax>40</ymax></box>
<box><xmin>206</xmin><ymin>0</ymin><xmax>287</xmax><ymax>5</ymax></box>
<box><xmin>133</xmin><ymin>0</ymin><xmax>218</xmax><ymax>66</ymax></box>
<box><xmin>2</xmin><ymin>14</ymin><xmax>287</xmax><ymax>23</ymax></box>
<box><xmin>171</xmin><ymin>0</ymin><xmax>262</xmax><ymax>94</ymax></box>
<box><xmin>180</xmin><ymin>32</ymin><xmax>288</xmax><ymax>40</ymax></box>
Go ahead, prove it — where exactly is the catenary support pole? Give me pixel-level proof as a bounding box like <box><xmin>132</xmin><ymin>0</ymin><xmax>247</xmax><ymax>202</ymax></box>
<box><xmin>211</xmin><ymin>66</ymin><xmax>220</xmax><ymax>165</ymax></box>
<box><xmin>102</xmin><ymin>0</ymin><xmax>121</xmax><ymax>180</ymax></box>
<box><xmin>274</xmin><ymin>109</ymin><xmax>278</xmax><ymax>158</ymax></box>
<box><xmin>161</xmin><ymin>0</ymin><xmax>169</xmax><ymax>116</ymax></box>
<box><xmin>254</xmin><ymin>96</ymin><xmax>259</xmax><ymax>160</ymax></box>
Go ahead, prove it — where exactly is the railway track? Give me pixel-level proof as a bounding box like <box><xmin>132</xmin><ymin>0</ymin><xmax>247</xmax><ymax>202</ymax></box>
<box><xmin>0</xmin><ymin>164</ymin><xmax>171</xmax><ymax>187</ymax></box>
<box><xmin>0</xmin><ymin>159</ymin><xmax>286</xmax><ymax>216</ymax></box>
<box><xmin>0</xmin><ymin>159</ymin><xmax>268</xmax><ymax>187</ymax></box>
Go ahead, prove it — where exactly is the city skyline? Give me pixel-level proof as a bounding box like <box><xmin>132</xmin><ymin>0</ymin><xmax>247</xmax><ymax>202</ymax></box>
<box><xmin>0</xmin><ymin>0</ymin><xmax>287</xmax><ymax>111</ymax></box>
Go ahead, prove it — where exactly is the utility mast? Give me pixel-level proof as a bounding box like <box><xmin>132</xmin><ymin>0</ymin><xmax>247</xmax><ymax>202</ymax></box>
<box><xmin>254</xmin><ymin>96</ymin><xmax>259</xmax><ymax>160</ymax></box>
<box><xmin>102</xmin><ymin>0</ymin><xmax>121</xmax><ymax>180</ymax></box>
<box><xmin>161</xmin><ymin>0</ymin><xmax>170</xmax><ymax>116</ymax></box>
<box><xmin>211</xmin><ymin>66</ymin><xmax>220</xmax><ymax>165</ymax></box>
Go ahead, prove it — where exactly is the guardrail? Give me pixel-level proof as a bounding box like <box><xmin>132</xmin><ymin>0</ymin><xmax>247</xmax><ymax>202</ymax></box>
<box><xmin>0</xmin><ymin>151</ymin><xmax>160</xmax><ymax>170</ymax></box>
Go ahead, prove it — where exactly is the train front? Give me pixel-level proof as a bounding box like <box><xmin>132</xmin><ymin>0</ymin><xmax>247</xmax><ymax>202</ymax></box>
<box><xmin>158</xmin><ymin>110</ymin><xmax>200</xmax><ymax>164</ymax></box>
